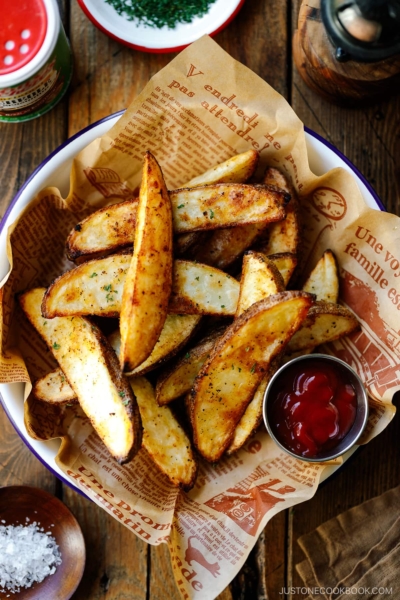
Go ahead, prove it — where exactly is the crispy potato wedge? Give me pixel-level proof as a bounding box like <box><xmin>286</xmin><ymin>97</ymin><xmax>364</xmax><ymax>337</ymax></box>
<box><xmin>268</xmin><ymin>252</ymin><xmax>298</xmax><ymax>287</ymax></box>
<box><xmin>286</xmin><ymin>301</ymin><xmax>359</xmax><ymax>353</ymax></box>
<box><xmin>236</xmin><ymin>251</ymin><xmax>285</xmax><ymax>317</ymax></box>
<box><xmin>19</xmin><ymin>288</ymin><xmax>142</xmax><ymax>464</ymax></box>
<box><xmin>190</xmin><ymin>222</ymin><xmax>268</xmax><ymax>270</ymax></box>
<box><xmin>120</xmin><ymin>151</ymin><xmax>173</xmax><ymax>372</ymax></box>
<box><xmin>185</xmin><ymin>150</ymin><xmax>259</xmax><ymax>188</ymax></box>
<box><xmin>66</xmin><ymin>199</ymin><xmax>138</xmax><ymax>262</ymax></box>
<box><xmin>228</xmin><ymin>252</ymin><xmax>285</xmax><ymax>452</ymax></box>
<box><xmin>175</xmin><ymin>151</ymin><xmax>259</xmax><ymax>257</ymax></box>
<box><xmin>130</xmin><ymin>377</ymin><xmax>197</xmax><ymax>490</ymax></box>
<box><xmin>110</xmin><ymin>315</ymin><xmax>201</xmax><ymax>376</ymax></box>
<box><xmin>227</xmin><ymin>359</ymin><xmax>280</xmax><ymax>455</ymax></box>
<box><xmin>258</xmin><ymin>167</ymin><xmax>300</xmax><ymax>256</ymax></box>
<box><xmin>66</xmin><ymin>183</ymin><xmax>285</xmax><ymax>263</ymax></box>
<box><xmin>155</xmin><ymin>328</ymin><xmax>224</xmax><ymax>406</ymax></box>
<box><xmin>170</xmin><ymin>184</ymin><xmax>286</xmax><ymax>233</ymax></box>
<box><xmin>42</xmin><ymin>257</ymin><xmax>239</xmax><ymax>319</ymax></box>
<box><xmin>169</xmin><ymin>260</ymin><xmax>239</xmax><ymax>316</ymax></box>
<box><xmin>42</xmin><ymin>253</ymin><xmax>131</xmax><ymax>319</ymax></box>
<box><xmin>302</xmin><ymin>249</ymin><xmax>339</xmax><ymax>303</ymax></box>
<box><xmin>190</xmin><ymin>291</ymin><xmax>314</xmax><ymax>462</ymax></box>
<box><xmin>33</xmin><ymin>368</ymin><xmax>78</xmax><ymax>405</ymax></box>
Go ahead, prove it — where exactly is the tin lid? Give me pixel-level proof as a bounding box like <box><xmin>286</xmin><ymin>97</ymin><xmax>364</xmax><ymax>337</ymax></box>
<box><xmin>0</xmin><ymin>0</ymin><xmax>59</xmax><ymax>87</ymax></box>
<box><xmin>0</xmin><ymin>0</ymin><xmax>47</xmax><ymax>75</ymax></box>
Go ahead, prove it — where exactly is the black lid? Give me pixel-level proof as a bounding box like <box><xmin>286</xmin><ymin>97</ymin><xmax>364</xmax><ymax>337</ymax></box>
<box><xmin>321</xmin><ymin>0</ymin><xmax>400</xmax><ymax>62</ymax></box>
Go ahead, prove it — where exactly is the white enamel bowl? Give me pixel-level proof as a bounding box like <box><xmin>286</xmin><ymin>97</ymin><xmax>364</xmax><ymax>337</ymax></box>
<box><xmin>0</xmin><ymin>111</ymin><xmax>384</xmax><ymax>495</ymax></box>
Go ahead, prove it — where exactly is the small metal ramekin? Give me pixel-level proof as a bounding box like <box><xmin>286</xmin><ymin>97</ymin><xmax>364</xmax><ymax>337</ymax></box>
<box><xmin>263</xmin><ymin>353</ymin><xmax>369</xmax><ymax>462</ymax></box>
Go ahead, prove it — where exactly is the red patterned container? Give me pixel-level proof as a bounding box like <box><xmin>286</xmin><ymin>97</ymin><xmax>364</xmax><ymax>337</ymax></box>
<box><xmin>0</xmin><ymin>0</ymin><xmax>72</xmax><ymax>122</ymax></box>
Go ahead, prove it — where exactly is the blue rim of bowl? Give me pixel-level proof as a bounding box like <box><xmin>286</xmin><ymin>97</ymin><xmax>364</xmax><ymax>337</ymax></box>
<box><xmin>0</xmin><ymin>111</ymin><xmax>385</xmax><ymax>495</ymax></box>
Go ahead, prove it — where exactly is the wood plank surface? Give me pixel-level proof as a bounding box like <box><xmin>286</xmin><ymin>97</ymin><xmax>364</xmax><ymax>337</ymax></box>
<box><xmin>0</xmin><ymin>0</ymin><xmax>399</xmax><ymax>598</ymax></box>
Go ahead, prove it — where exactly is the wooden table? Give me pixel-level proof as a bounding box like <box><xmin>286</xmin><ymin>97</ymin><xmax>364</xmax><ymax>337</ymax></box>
<box><xmin>1</xmin><ymin>1</ymin><xmax>399</xmax><ymax>598</ymax></box>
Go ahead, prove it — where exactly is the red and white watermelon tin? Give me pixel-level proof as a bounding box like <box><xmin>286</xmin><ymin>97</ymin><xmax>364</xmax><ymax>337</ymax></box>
<box><xmin>0</xmin><ymin>0</ymin><xmax>72</xmax><ymax>122</ymax></box>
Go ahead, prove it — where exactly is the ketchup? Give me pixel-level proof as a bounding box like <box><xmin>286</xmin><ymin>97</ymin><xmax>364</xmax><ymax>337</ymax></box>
<box><xmin>269</xmin><ymin>361</ymin><xmax>357</xmax><ymax>458</ymax></box>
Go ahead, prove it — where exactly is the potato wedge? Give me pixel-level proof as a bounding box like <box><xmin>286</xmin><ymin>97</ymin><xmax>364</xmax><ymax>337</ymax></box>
<box><xmin>302</xmin><ymin>249</ymin><xmax>339</xmax><ymax>303</ymax></box>
<box><xmin>227</xmin><ymin>359</ymin><xmax>280</xmax><ymax>455</ymax></box>
<box><xmin>227</xmin><ymin>253</ymin><xmax>285</xmax><ymax>453</ymax></box>
<box><xmin>19</xmin><ymin>288</ymin><xmax>142</xmax><ymax>464</ymax></box>
<box><xmin>286</xmin><ymin>301</ymin><xmax>359</xmax><ymax>353</ymax></box>
<box><xmin>267</xmin><ymin>252</ymin><xmax>298</xmax><ymax>287</ymax></box>
<box><xmin>33</xmin><ymin>368</ymin><xmax>78</xmax><ymax>405</ymax></box>
<box><xmin>190</xmin><ymin>291</ymin><xmax>314</xmax><ymax>462</ymax></box>
<box><xmin>236</xmin><ymin>252</ymin><xmax>285</xmax><ymax>317</ymax></box>
<box><xmin>130</xmin><ymin>377</ymin><xmax>197</xmax><ymax>490</ymax></box>
<box><xmin>155</xmin><ymin>327</ymin><xmax>225</xmax><ymax>406</ymax></box>
<box><xmin>42</xmin><ymin>257</ymin><xmax>239</xmax><ymax>319</ymax></box>
<box><xmin>170</xmin><ymin>184</ymin><xmax>286</xmax><ymax>233</ymax></box>
<box><xmin>175</xmin><ymin>151</ymin><xmax>260</xmax><ymax>257</ymax></box>
<box><xmin>190</xmin><ymin>222</ymin><xmax>268</xmax><ymax>270</ymax></box>
<box><xmin>120</xmin><ymin>151</ymin><xmax>173</xmax><ymax>372</ymax></box>
<box><xmin>258</xmin><ymin>167</ymin><xmax>300</xmax><ymax>256</ymax></box>
<box><xmin>169</xmin><ymin>260</ymin><xmax>239</xmax><ymax>316</ymax></box>
<box><xmin>185</xmin><ymin>150</ymin><xmax>259</xmax><ymax>188</ymax></box>
<box><xmin>66</xmin><ymin>199</ymin><xmax>138</xmax><ymax>262</ymax></box>
<box><xmin>110</xmin><ymin>314</ymin><xmax>201</xmax><ymax>376</ymax></box>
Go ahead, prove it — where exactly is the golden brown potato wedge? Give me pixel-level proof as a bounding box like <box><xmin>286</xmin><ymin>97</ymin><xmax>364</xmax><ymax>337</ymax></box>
<box><xmin>155</xmin><ymin>327</ymin><xmax>225</xmax><ymax>406</ymax></box>
<box><xmin>66</xmin><ymin>182</ymin><xmax>286</xmax><ymax>263</ymax></box>
<box><xmin>33</xmin><ymin>368</ymin><xmax>78</xmax><ymax>405</ymax></box>
<box><xmin>19</xmin><ymin>288</ymin><xmax>142</xmax><ymax>464</ymax></box>
<box><xmin>267</xmin><ymin>252</ymin><xmax>298</xmax><ymax>287</ymax></box>
<box><xmin>42</xmin><ymin>257</ymin><xmax>239</xmax><ymax>319</ymax></box>
<box><xmin>185</xmin><ymin>150</ymin><xmax>259</xmax><ymax>188</ymax></box>
<box><xmin>286</xmin><ymin>301</ymin><xmax>359</xmax><ymax>353</ymax></box>
<box><xmin>258</xmin><ymin>167</ymin><xmax>300</xmax><ymax>256</ymax></box>
<box><xmin>110</xmin><ymin>314</ymin><xmax>201</xmax><ymax>376</ymax></box>
<box><xmin>170</xmin><ymin>184</ymin><xmax>286</xmax><ymax>233</ymax></box>
<box><xmin>130</xmin><ymin>377</ymin><xmax>197</xmax><ymax>491</ymax></box>
<box><xmin>119</xmin><ymin>151</ymin><xmax>173</xmax><ymax>372</ymax></box>
<box><xmin>66</xmin><ymin>199</ymin><xmax>138</xmax><ymax>262</ymax></box>
<box><xmin>175</xmin><ymin>151</ymin><xmax>259</xmax><ymax>257</ymax></box>
<box><xmin>190</xmin><ymin>291</ymin><xmax>314</xmax><ymax>462</ymax></box>
<box><xmin>190</xmin><ymin>223</ymin><xmax>268</xmax><ymax>270</ymax></box>
<box><xmin>168</xmin><ymin>260</ymin><xmax>239</xmax><ymax>316</ymax></box>
<box><xmin>236</xmin><ymin>251</ymin><xmax>285</xmax><ymax>317</ymax></box>
<box><xmin>227</xmin><ymin>359</ymin><xmax>281</xmax><ymax>455</ymax></box>
<box><xmin>302</xmin><ymin>249</ymin><xmax>339</xmax><ymax>303</ymax></box>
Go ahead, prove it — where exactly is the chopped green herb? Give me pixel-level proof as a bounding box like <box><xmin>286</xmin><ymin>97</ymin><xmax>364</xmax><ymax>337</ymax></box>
<box><xmin>119</xmin><ymin>391</ymin><xmax>126</xmax><ymax>398</ymax></box>
<box><xmin>185</xmin><ymin>352</ymin><xmax>191</xmax><ymax>359</ymax></box>
<box><xmin>103</xmin><ymin>284</ymin><xmax>112</xmax><ymax>291</ymax></box>
<box><xmin>123</xmin><ymin>400</ymin><xmax>129</xmax><ymax>406</ymax></box>
<box><xmin>60</xmin><ymin>376</ymin><xmax>65</xmax><ymax>382</ymax></box>
<box><xmin>195</xmin><ymin>276</ymin><xmax>200</xmax><ymax>281</ymax></box>
<box><xmin>104</xmin><ymin>0</ymin><xmax>218</xmax><ymax>29</ymax></box>
<box><xmin>52</xmin><ymin>342</ymin><xmax>61</xmax><ymax>350</ymax></box>
<box><xmin>221</xmin><ymin>305</ymin><xmax>225</xmax><ymax>308</ymax></box>
<box><xmin>245</xmin><ymin>346</ymin><xmax>250</xmax><ymax>352</ymax></box>
<box><xmin>177</xmin><ymin>204</ymin><xmax>185</xmax><ymax>209</ymax></box>
<box><xmin>209</xmin><ymin>209</ymin><xmax>214</xmax><ymax>219</ymax></box>
<box><xmin>250</xmin><ymin>363</ymin><xmax>257</xmax><ymax>373</ymax></box>
<box><xmin>90</xmin><ymin>272</ymin><xmax>98</xmax><ymax>278</ymax></box>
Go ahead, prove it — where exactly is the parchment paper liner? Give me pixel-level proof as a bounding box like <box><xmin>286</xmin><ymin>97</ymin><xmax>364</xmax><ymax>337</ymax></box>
<box><xmin>1</xmin><ymin>36</ymin><xmax>399</xmax><ymax>600</ymax></box>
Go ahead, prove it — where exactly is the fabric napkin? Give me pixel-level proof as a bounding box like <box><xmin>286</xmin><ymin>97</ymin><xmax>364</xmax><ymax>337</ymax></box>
<box><xmin>296</xmin><ymin>485</ymin><xmax>400</xmax><ymax>599</ymax></box>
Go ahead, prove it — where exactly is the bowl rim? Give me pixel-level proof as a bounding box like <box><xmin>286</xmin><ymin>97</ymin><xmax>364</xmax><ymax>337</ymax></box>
<box><xmin>0</xmin><ymin>110</ymin><xmax>383</xmax><ymax>495</ymax></box>
<box><xmin>76</xmin><ymin>0</ymin><xmax>247</xmax><ymax>53</ymax></box>
<box><xmin>263</xmin><ymin>353</ymin><xmax>369</xmax><ymax>463</ymax></box>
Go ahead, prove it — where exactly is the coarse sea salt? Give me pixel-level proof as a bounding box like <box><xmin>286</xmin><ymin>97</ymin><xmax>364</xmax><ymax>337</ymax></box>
<box><xmin>0</xmin><ymin>519</ymin><xmax>62</xmax><ymax>594</ymax></box>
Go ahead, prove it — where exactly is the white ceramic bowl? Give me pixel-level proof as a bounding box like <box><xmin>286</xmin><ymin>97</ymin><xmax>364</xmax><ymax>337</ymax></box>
<box><xmin>0</xmin><ymin>111</ymin><xmax>384</xmax><ymax>494</ymax></box>
<box><xmin>77</xmin><ymin>0</ymin><xmax>246</xmax><ymax>53</ymax></box>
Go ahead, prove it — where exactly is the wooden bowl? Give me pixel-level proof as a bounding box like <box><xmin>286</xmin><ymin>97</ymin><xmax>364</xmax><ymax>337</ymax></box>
<box><xmin>0</xmin><ymin>486</ymin><xmax>85</xmax><ymax>600</ymax></box>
